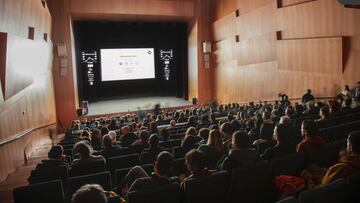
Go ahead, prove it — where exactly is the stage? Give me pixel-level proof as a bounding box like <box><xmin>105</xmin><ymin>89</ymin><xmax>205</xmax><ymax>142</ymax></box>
<box><xmin>86</xmin><ymin>96</ymin><xmax>193</xmax><ymax>116</ymax></box>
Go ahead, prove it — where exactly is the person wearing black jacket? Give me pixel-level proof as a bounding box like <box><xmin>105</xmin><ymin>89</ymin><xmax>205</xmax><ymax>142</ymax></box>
<box><xmin>36</xmin><ymin>145</ymin><xmax>70</xmax><ymax>170</ymax></box>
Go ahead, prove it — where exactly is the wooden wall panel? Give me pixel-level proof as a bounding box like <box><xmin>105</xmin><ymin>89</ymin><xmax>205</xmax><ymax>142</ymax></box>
<box><xmin>236</xmin><ymin>1</ymin><xmax>277</xmax><ymax>39</ymax></box>
<box><xmin>236</xmin><ymin>0</ymin><xmax>273</xmax><ymax>14</ymax></box>
<box><xmin>281</xmin><ymin>0</ymin><xmax>317</xmax><ymax>7</ymax></box>
<box><xmin>277</xmin><ymin>37</ymin><xmax>343</xmax><ymax>75</ymax></box>
<box><xmin>188</xmin><ymin>20</ymin><xmax>198</xmax><ymax>102</ymax></box>
<box><xmin>212</xmin><ymin>13</ymin><xmax>237</xmax><ymax>42</ymax></box>
<box><xmin>236</xmin><ymin>32</ymin><xmax>277</xmax><ymax>65</ymax></box>
<box><xmin>211</xmin><ymin>0</ymin><xmax>360</xmax><ymax>104</ymax></box>
<box><xmin>70</xmin><ymin>0</ymin><xmax>195</xmax><ymax>21</ymax></box>
<box><xmin>277</xmin><ymin>0</ymin><xmax>354</xmax><ymax>39</ymax></box>
<box><xmin>210</xmin><ymin>0</ymin><xmax>237</xmax><ymax>21</ymax></box>
<box><xmin>0</xmin><ymin>0</ymin><xmax>56</xmax><ymax>182</ymax></box>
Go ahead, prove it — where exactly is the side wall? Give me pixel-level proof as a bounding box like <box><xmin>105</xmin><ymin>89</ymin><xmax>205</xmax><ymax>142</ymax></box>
<box><xmin>0</xmin><ymin>0</ymin><xmax>56</xmax><ymax>182</ymax></box>
<box><xmin>211</xmin><ymin>0</ymin><xmax>360</xmax><ymax>103</ymax></box>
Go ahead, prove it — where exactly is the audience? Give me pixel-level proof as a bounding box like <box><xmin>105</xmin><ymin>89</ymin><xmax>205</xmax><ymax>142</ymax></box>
<box><xmin>98</xmin><ymin>135</ymin><xmax>121</xmax><ymax>159</ymax></box>
<box><xmin>260</xmin><ymin>123</ymin><xmax>295</xmax><ymax>160</ymax></box>
<box><xmin>183</xmin><ymin>149</ymin><xmax>211</xmax><ymax>181</ymax></box>
<box><xmin>297</xmin><ymin>120</ymin><xmax>325</xmax><ymax>152</ymax></box>
<box><xmin>72</xmin><ymin>184</ymin><xmax>107</xmax><ymax>203</ymax></box>
<box><xmin>116</xmin><ymin>151</ymin><xmax>177</xmax><ymax>196</ymax></box>
<box><xmin>320</xmin><ymin>131</ymin><xmax>360</xmax><ymax>185</ymax></box>
<box><xmin>36</xmin><ymin>145</ymin><xmax>70</xmax><ymax>170</ymax></box>
<box><xmin>220</xmin><ymin>131</ymin><xmax>257</xmax><ymax>172</ymax></box>
<box><xmin>120</xmin><ymin>126</ymin><xmax>139</xmax><ymax>147</ymax></box>
<box><xmin>72</xmin><ymin>141</ymin><xmax>105</xmax><ymax>165</ymax></box>
<box><xmin>181</xmin><ymin>127</ymin><xmax>198</xmax><ymax>151</ymax></box>
<box><xmin>131</xmin><ymin>130</ymin><xmax>150</xmax><ymax>149</ymax></box>
<box><xmin>198</xmin><ymin>129</ymin><xmax>224</xmax><ymax>169</ymax></box>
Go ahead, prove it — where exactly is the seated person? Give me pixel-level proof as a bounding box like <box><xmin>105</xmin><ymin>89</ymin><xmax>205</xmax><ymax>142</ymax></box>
<box><xmin>72</xmin><ymin>184</ymin><xmax>107</xmax><ymax>203</ymax></box>
<box><xmin>91</xmin><ymin>129</ymin><xmax>102</xmax><ymax>151</ymax></box>
<box><xmin>36</xmin><ymin>145</ymin><xmax>70</xmax><ymax>170</ymax></box>
<box><xmin>143</xmin><ymin>134</ymin><xmax>163</xmax><ymax>153</ymax></box>
<box><xmin>219</xmin><ymin>131</ymin><xmax>257</xmax><ymax>172</ymax></box>
<box><xmin>182</xmin><ymin>149</ymin><xmax>213</xmax><ymax>183</ymax></box>
<box><xmin>98</xmin><ymin>135</ymin><xmax>121</xmax><ymax>159</ymax></box>
<box><xmin>72</xmin><ymin>141</ymin><xmax>105</xmax><ymax>165</ymax></box>
<box><xmin>131</xmin><ymin>130</ymin><xmax>150</xmax><ymax>149</ymax></box>
<box><xmin>260</xmin><ymin>123</ymin><xmax>296</xmax><ymax>161</ymax></box>
<box><xmin>320</xmin><ymin>131</ymin><xmax>360</xmax><ymax>185</ymax></box>
<box><xmin>116</xmin><ymin>151</ymin><xmax>177</xmax><ymax>196</ymax></box>
<box><xmin>254</xmin><ymin>111</ymin><xmax>275</xmax><ymax>144</ymax></box>
<box><xmin>297</xmin><ymin>120</ymin><xmax>325</xmax><ymax>152</ymax></box>
<box><xmin>120</xmin><ymin>126</ymin><xmax>139</xmax><ymax>147</ymax></box>
<box><xmin>181</xmin><ymin>127</ymin><xmax>198</xmax><ymax>151</ymax></box>
<box><xmin>198</xmin><ymin>128</ymin><xmax>209</xmax><ymax>143</ymax></box>
<box><xmin>198</xmin><ymin>129</ymin><xmax>224</xmax><ymax>169</ymax></box>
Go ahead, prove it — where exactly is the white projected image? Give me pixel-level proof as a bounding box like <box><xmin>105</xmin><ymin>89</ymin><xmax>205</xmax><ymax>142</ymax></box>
<box><xmin>100</xmin><ymin>48</ymin><xmax>155</xmax><ymax>81</ymax></box>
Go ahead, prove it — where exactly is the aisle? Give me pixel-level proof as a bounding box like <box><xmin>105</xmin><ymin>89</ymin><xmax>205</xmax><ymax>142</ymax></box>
<box><xmin>0</xmin><ymin>143</ymin><xmax>53</xmax><ymax>203</ymax></box>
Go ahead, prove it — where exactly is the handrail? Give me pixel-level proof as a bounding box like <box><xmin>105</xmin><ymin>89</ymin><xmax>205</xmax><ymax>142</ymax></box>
<box><xmin>0</xmin><ymin>122</ymin><xmax>56</xmax><ymax>146</ymax></box>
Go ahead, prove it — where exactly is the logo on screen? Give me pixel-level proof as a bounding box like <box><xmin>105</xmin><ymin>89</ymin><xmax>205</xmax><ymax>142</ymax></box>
<box><xmin>160</xmin><ymin>49</ymin><xmax>174</xmax><ymax>81</ymax></box>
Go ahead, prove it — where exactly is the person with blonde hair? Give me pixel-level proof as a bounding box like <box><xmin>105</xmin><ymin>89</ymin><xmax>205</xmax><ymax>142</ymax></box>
<box><xmin>198</xmin><ymin>129</ymin><xmax>224</xmax><ymax>169</ymax></box>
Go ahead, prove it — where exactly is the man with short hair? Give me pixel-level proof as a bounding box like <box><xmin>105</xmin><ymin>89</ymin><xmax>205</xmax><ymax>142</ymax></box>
<box><xmin>321</xmin><ymin>131</ymin><xmax>360</xmax><ymax>185</ymax></box>
<box><xmin>72</xmin><ymin>184</ymin><xmax>107</xmax><ymax>203</ymax></box>
<box><xmin>36</xmin><ymin>145</ymin><xmax>70</xmax><ymax>170</ymax></box>
<box><xmin>297</xmin><ymin>120</ymin><xmax>325</xmax><ymax>152</ymax></box>
<box><xmin>302</xmin><ymin>89</ymin><xmax>315</xmax><ymax>104</ymax></box>
<box><xmin>120</xmin><ymin>125</ymin><xmax>139</xmax><ymax>147</ymax></box>
<box><xmin>116</xmin><ymin>151</ymin><xmax>176</xmax><ymax>196</ymax></box>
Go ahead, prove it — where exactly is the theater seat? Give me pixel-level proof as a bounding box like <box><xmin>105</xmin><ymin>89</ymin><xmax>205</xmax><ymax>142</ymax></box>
<box><xmin>181</xmin><ymin>171</ymin><xmax>229</xmax><ymax>203</ymax></box>
<box><xmin>270</xmin><ymin>153</ymin><xmax>305</xmax><ymax>177</ymax></box>
<box><xmin>348</xmin><ymin>172</ymin><xmax>360</xmax><ymax>203</ymax></box>
<box><xmin>127</xmin><ymin>182</ymin><xmax>180</xmax><ymax>203</ymax></box>
<box><xmin>173</xmin><ymin>146</ymin><xmax>186</xmax><ymax>159</ymax></box>
<box><xmin>305</xmin><ymin>144</ymin><xmax>338</xmax><ymax>168</ymax></box>
<box><xmin>299</xmin><ymin>179</ymin><xmax>351</xmax><ymax>203</ymax></box>
<box><xmin>228</xmin><ymin>160</ymin><xmax>274</xmax><ymax>203</ymax></box>
<box><xmin>67</xmin><ymin>171</ymin><xmax>112</xmax><ymax>200</ymax></box>
<box><xmin>173</xmin><ymin>158</ymin><xmax>187</xmax><ymax>176</ymax></box>
<box><xmin>107</xmin><ymin>154</ymin><xmax>140</xmax><ymax>173</ymax></box>
<box><xmin>160</xmin><ymin>139</ymin><xmax>182</xmax><ymax>148</ymax></box>
<box><xmin>70</xmin><ymin>159</ymin><xmax>106</xmax><ymax>177</ymax></box>
<box><xmin>115</xmin><ymin>164</ymin><xmax>154</xmax><ymax>186</ymax></box>
<box><xmin>28</xmin><ymin>165</ymin><xmax>68</xmax><ymax>185</ymax></box>
<box><xmin>13</xmin><ymin>180</ymin><xmax>64</xmax><ymax>203</ymax></box>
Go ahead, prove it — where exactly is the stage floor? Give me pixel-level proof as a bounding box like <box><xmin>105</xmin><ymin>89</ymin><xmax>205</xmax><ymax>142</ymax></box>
<box><xmin>87</xmin><ymin>96</ymin><xmax>192</xmax><ymax>116</ymax></box>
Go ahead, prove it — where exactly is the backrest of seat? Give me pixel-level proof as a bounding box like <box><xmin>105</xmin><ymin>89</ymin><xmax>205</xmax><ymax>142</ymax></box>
<box><xmin>305</xmin><ymin>144</ymin><xmax>338</xmax><ymax>168</ymax></box>
<box><xmin>182</xmin><ymin>171</ymin><xmax>229</xmax><ymax>203</ymax></box>
<box><xmin>173</xmin><ymin>158</ymin><xmax>187</xmax><ymax>176</ymax></box>
<box><xmin>276</xmin><ymin>196</ymin><xmax>299</xmax><ymax>203</ymax></box>
<box><xmin>141</xmin><ymin>151</ymin><xmax>157</xmax><ymax>165</ymax></box>
<box><xmin>29</xmin><ymin>165</ymin><xmax>69</xmax><ymax>184</ymax></box>
<box><xmin>13</xmin><ymin>179</ymin><xmax>64</xmax><ymax>203</ymax></box>
<box><xmin>270</xmin><ymin>153</ymin><xmax>305</xmax><ymax>177</ymax></box>
<box><xmin>107</xmin><ymin>153</ymin><xmax>140</xmax><ymax>172</ymax></box>
<box><xmin>299</xmin><ymin>179</ymin><xmax>351</xmax><ymax>203</ymax></box>
<box><xmin>173</xmin><ymin>146</ymin><xmax>186</xmax><ymax>159</ymax></box>
<box><xmin>127</xmin><ymin>182</ymin><xmax>180</xmax><ymax>203</ymax></box>
<box><xmin>348</xmin><ymin>172</ymin><xmax>360</xmax><ymax>203</ymax></box>
<box><xmin>70</xmin><ymin>159</ymin><xmax>106</xmax><ymax>177</ymax></box>
<box><xmin>228</xmin><ymin>161</ymin><xmax>274</xmax><ymax>203</ymax></box>
<box><xmin>67</xmin><ymin>171</ymin><xmax>112</xmax><ymax>200</ymax></box>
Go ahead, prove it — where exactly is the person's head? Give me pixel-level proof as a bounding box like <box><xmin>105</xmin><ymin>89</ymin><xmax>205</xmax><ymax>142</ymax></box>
<box><xmin>262</xmin><ymin>111</ymin><xmax>271</xmax><ymax>120</ymax></box>
<box><xmin>121</xmin><ymin>126</ymin><xmax>130</xmax><ymax>135</ymax></box>
<box><xmin>186</xmin><ymin>127</ymin><xmax>197</xmax><ymax>137</ymax></box>
<box><xmin>232</xmin><ymin>130</ymin><xmax>251</xmax><ymax>149</ymax></box>
<box><xmin>102</xmin><ymin>134</ymin><xmax>113</xmax><ymax>149</ymax></box>
<box><xmin>343</xmin><ymin>98</ymin><xmax>352</xmax><ymax>107</ymax></box>
<box><xmin>73</xmin><ymin>141</ymin><xmax>92</xmax><ymax>159</ymax></box>
<box><xmin>307</xmin><ymin>89</ymin><xmax>312</xmax><ymax>94</ymax></box>
<box><xmin>318</xmin><ymin>106</ymin><xmax>329</xmax><ymax>119</ymax></box>
<box><xmin>140</xmin><ymin>130</ymin><xmax>149</xmax><ymax>141</ymax></box>
<box><xmin>170</xmin><ymin>120</ymin><xmax>176</xmax><ymax>127</ymax></box>
<box><xmin>301</xmin><ymin>120</ymin><xmax>318</xmax><ymax>138</ymax></box>
<box><xmin>185</xmin><ymin>149</ymin><xmax>207</xmax><ymax>175</ymax></box>
<box><xmin>71</xmin><ymin>184</ymin><xmax>107</xmax><ymax>203</ymax></box>
<box><xmin>154</xmin><ymin>151</ymin><xmax>173</xmax><ymax>177</ymax></box>
<box><xmin>108</xmin><ymin>131</ymin><xmax>117</xmax><ymax>143</ymax></box>
<box><xmin>160</xmin><ymin>128</ymin><xmax>170</xmax><ymax>141</ymax></box>
<box><xmin>279</xmin><ymin>116</ymin><xmax>292</xmax><ymax>125</ymax></box>
<box><xmin>48</xmin><ymin>145</ymin><xmax>64</xmax><ymax>160</ymax></box>
<box><xmin>81</xmin><ymin>130</ymin><xmax>91</xmax><ymax>140</ymax></box>
<box><xmin>198</xmin><ymin>128</ymin><xmax>209</xmax><ymax>141</ymax></box>
<box><xmin>100</xmin><ymin>126</ymin><xmax>109</xmax><ymax>136</ymax></box>
<box><xmin>149</xmin><ymin>134</ymin><xmax>159</xmax><ymax>149</ymax></box>
<box><xmin>348</xmin><ymin>131</ymin><xmax>360</xmax><ymax>155</ymax></box>
<box><xmin>273</xmin><ymin>123</ymin><xmax>291</xmax><ymax>142</ymax></box>
<box><xmin>230</xmin><ymin>119</ymin><xmax>241</xmax><ymax>132</ymax></box>
<box><xmin>345</xmin><ymin>85</ymin><xmax>350</xmax><ymax>91</ymax></box>
<box><xmin>187</xmin><ymin>116</ymin><xmax>197</xmax><ymax>125</ymax></box>
<box><xmin>220</xmin><ymin>122</ymin><xmax>232</xmax><ymax>137</ymax></box>
<box><xmin>148</xmin><ymin>121</ymin><xmax>158</xmax><ymax>133</ymax></box>
<box><xmin>207</xmin><ymin>129</ymin><xmax>223</xmax><ymax>152</ymax></box>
